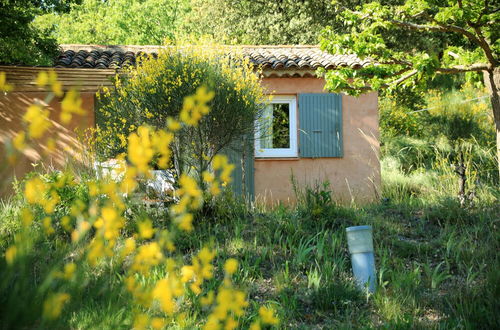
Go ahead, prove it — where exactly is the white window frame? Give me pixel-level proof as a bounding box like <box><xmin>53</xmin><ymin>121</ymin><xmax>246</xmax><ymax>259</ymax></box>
<box><xmin>255</xmin><ymin>95</ymin><xmax>298</xmax><ymax>158</ymax></box>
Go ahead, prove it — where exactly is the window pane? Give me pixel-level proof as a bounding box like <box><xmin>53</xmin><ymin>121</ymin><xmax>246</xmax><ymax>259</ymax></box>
<box><xmin>259</xmin><ymin>103</ymin><xmax>290</xmax><ymax>149</ymax></box>
<box><xmin>260</xmin><ymin>104</ymin><xmax>274</xmax><ymax>148</ymax></box>
<box><xmin>272</xmin><ymin>103</ymin><xmax>290</xmax><ymax>148</ymax></box>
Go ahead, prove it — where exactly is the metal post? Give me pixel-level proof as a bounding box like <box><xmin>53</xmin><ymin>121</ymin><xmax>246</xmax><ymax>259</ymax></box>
<box><xmin>346</xmin><ymin>225</ymin><xmax>376</xmax><ymax>293</ymax></box>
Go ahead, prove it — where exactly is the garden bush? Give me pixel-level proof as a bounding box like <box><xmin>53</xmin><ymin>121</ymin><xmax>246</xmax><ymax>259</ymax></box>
<box><xmin>380</xmin><ymin>83</ymin><xmax>498</xmax><ymax>187</ymax></box>
<box><xmin>379</xmin><ymin>96</ymin><xmax>427</xmax><ymax>139</ymax></box>
<box><xmin>0</xmin><ymin>72</ymin><xmax>278</xmax><ymax>329</ymax></box>
<box><xmin>96</xmin><ymin>45</ymin><xmax>264</xmax><ymax>187</ymax></box>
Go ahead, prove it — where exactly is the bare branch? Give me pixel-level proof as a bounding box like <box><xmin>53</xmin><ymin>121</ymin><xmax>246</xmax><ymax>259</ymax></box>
<box><xmin>377</xmin><ymin>58</ymin><xmax>413</xmax><ymax>66</ymax></box>
<box><xmin>341</xmin><ymin>69</ymin><xmax>418</xmax><ymax>93</ymax></box>
<box><xmin>344</xmin><ymin>62</ymin><xmax>489</xmax><ymax>94</ymax></box>
<box><xmin>390</xmin><ymin>19</ymin><xmax>482</xmax><ymax>47</ymax></box>
<box><xmin>389</xmin><ymin>67</ymin><xmax>413</xmax><ymax>77</ymax></box>
<box><xmin>336</xmin><ymin>85</ymin><xmax>372</xmax><ymax>92</ymax></box>
<box><xmin>436</xmin><ymin>63</ymin><xmax>490</xmax><ymax>73</ymax></box>
<box><xmin>390</xmin><ymin>69</ymin><xmax>418</xmax><ymax>85</ymax></box>
<box><xmin>447</xmin><ymin>51</ymin><xmax>460</xmax><ymax>59</ymax></box>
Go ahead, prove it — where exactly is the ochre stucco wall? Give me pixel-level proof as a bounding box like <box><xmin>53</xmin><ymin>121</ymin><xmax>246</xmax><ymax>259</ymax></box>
<box><xmin>0</xmin><ymin>92</ymin><xmax>95</xmax><ymax>196</ymax></box>
<box><xmin>255</xmin><ymin>77</ymin><xmax>380</xmax><ymax>205</ymax></box>
<box><xmin>0</xmin><ymin>76</ymin><xmax>380</xmax><ymax>204</ymax></box>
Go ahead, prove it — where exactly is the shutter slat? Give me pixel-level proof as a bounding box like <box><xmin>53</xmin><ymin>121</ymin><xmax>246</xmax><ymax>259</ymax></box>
<box><xmin>298</xmin><ymin>93</ymin><xmax>343</xmax><ymax>158</ymax></box>
<box><xmin>222</xmin><ymin>136</ymin><xmax>254</xmax><ymax>198</ymax></box>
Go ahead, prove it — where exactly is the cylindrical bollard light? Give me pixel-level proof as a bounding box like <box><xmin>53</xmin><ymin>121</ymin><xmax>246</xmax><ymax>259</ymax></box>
<box><xmin>346</xmin><ymin>225</ymin><xmax>376</xmax><ymax>293</ymax></box>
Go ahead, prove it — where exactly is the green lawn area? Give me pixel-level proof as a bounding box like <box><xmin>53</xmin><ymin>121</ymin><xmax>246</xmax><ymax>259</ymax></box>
<box><xmin>157</xmin><ymin>184</ymin><xmax>498</xmax><ymax>328</ymax></box>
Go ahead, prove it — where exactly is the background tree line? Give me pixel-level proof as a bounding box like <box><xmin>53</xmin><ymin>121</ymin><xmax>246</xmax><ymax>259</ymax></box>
<box><xmin>3</xmin><ymin>1</ymin><xmax>422</xmax><ymax>62</ymax></box>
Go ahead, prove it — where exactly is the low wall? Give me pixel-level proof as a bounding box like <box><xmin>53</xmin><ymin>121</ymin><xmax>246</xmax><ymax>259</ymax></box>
<box><xmin>0</xmin><ymin>91</ymin><xmax>95</xmax><ymax>196</ymax></box>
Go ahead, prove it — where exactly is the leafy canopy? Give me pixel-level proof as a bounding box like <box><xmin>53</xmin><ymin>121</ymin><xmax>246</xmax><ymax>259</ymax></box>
<box><xmin>320</xmin><ymin>0</ymin><xmax>499</xmax><ymax>95</ymax></box>
<box><xmin>35</xmin><ymin>0</ymin><xmax>380</xmax><ymax>45</ymax></box>
<box><xmin>183</xmin><ymin>0</ymin><xmax>337</xmax><ymax>44</ymax></box>
<box><xmin>34</xmin><ymin>0</ymin><xmax>189</xmax><ymax>45</ymax></box>
<box><xmin>0</xmin><ymin>0</ymin><xmax>80</xmax><ymax>65</ymax></box>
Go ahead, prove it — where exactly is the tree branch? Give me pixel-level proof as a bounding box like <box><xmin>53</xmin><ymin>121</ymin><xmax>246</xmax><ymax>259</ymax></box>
<box><xmin>343</xmin><ymin>63</ymin><xmax>489</xmax><ymax>93</ymax></box>
<box><xmin>377</xmin><ymin>58</ymin><xmax>413</xmax><ymax>66</ymax></box>
<box><xmin>351</xmin><ymin>4</ymin><xmax>496</xmax><ymax>66</ymax></box>
<box><xmin>436</xmin><ymin>63</ymin><xmax>490</xmax><ymax>73</ymax></box>
<box><xmin>473</xmin><ymin>0</ymin><xmax>488</xmax><ymax>26</ymax></box>
<box><xmin>390</xmin><ymin>19</ymin><xmax>482</xmax><ymax>48</ymax></box>
<box><xmin>337</xmin><ymin>85</ymin><xmax>372</xmax><ymax>92</ymax></box>
<box><xmin>341</xmin><ymin>69</ymin><xmax>418</xmax><ymax>92</ymax></box>
<box><xmin>390</xmin><ymin>69</ymin><xmax>419</xmax><ymax>85</ymax></box>
<box><xmin>471</xmin><ymin>26</ymin><xmax>497</xmax><ymax>65</ymax></box>
<box><xmin>457</xmin><ymin>0</ymin><xmax>497</xmax><ymax>65</ymax></box>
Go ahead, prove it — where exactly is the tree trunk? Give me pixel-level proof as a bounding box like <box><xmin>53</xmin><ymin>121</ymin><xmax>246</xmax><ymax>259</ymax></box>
<box><xmin>454</xmin><ymin>152</ymin><xmax>468</xmax><ymax>207</ymax></box>
<box><xmin>484</xmin><ymin>67</ymin><xmax>500</xmax><ymax>181</ymax></box>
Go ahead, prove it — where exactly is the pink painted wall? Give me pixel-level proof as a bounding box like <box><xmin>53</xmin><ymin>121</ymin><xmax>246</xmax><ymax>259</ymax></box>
<box><xmin>255</xmin><ymin>77</ymin><xmax>380</xmax><ymax>205</ymax></box>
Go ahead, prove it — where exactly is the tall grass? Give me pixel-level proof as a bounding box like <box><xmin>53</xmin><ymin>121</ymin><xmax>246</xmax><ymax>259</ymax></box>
<box><xmin>1</xmin><ymin>85</ymin><xmax>498</xmax><ymax>328</ymax></box>
<box><xmin>1</xmin><ymin>169</ymin><xmax>498</xmax><ymax>328</ymax></box>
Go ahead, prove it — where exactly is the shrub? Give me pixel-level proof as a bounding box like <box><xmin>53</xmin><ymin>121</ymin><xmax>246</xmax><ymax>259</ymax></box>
<box><xmin>293</xmin><ymin>181</ymin><xmax>358</xmax><ymax>230</ymax></box>
<box><xmin>96</xmin><ymin>45</ymin><xmax>264</xmax><ymax>187</ymax></box>
<box><xmin>425</xmin><ymin>84</ymin><xmax>495</xmax><ymax>146</ymax></box>
<box><xmin>379</xmin><ymin>96</ymin><xmax>426</xmax><ymax>139</ymax></box>
<box><xmin>0</xmin><ymin>72</ymin><xmax>276</xmax><ymax>329</ymax></box>
<box><xmin>381</xmin><ymin>83</ymin><xmax>498</xmax><ymax>186</ymax></box>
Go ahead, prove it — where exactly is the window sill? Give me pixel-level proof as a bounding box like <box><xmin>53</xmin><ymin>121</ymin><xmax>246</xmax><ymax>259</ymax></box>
<box><xmin>255</xmin><ymin>157</ymin><xmax>300</xmax><ymax>161</ymax></box>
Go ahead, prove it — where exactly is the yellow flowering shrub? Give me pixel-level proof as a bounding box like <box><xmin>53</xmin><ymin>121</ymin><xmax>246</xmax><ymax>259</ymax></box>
<box><xmin>0</xmin><ymin>71</ymin><xmax>277</xmax><ymax>329</ymax></box>
<box><xmin>95</xmin><ymin>44</ymin><xmax>264</xmax><ymax>189</ymax></box>
<box><xmin>0</xmin><ymin>72</ymin><xmax>13</xmax><ymax>92</ymax></box>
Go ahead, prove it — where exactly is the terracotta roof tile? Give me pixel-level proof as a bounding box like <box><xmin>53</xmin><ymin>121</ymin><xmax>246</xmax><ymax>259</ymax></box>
<box><xmin>56</xmin><ymin>45</ymin><xmax>370</xmax><ymax>71</ymax></box>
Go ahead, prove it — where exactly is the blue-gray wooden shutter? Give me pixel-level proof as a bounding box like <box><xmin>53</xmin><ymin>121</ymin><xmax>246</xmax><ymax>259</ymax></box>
<box><xmin>298</xmin><ymin>93</ymin><xmax>343</xmax><ymax>158</ymax></box>
<box><xmin>222</xmin><ymin>136</ymin><xmax>254</xmax><ymax>199</ymax></box>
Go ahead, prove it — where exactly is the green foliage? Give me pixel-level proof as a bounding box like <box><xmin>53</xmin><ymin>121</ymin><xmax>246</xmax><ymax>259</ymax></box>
<box><xmin>382</xmin><ymin>137</ymin><xmax>498</xmax><ymax>202</ymax></box>
<box><xmin>270</xmin><ymin>103</ymin><xmax>290</xmax><ymax>148</ymax></box>
<box><xmin>196</xmin><ymin>178</ymin><xmax>498</xmax><ymax>328</ymax></box>
<box><xmin>425</xmin><ymin>85</ymin><xmax>495</xmax><ymax>145</ymax></box>
<box><xmin>33</xmin><ymin>0</ymin><xmax>428</xmax><ymax>48</ymax></box>
<box><xmin>34</xmin><ymin>0</ymin><xmax>189</xmax><ymax>45</ymax></box>
<box><xmin>0</xmin><ymin>198</ymin><xmax>22</xmax><ymax>249</ymax></box>
<box><xmin>96</xmin><ymin>45</ymin><xmax>264</xmax><ymax>182</ymax></box>
<box><xmin>2</xmin><ymin>171</ymin><xmax>90</xmax><ymax>240</ymax></box>
<box><xmin>1</xmin><ymin>161</ymin><xmax>499</xmax><ymax>328</ymax></box>
<box><xmin>0</xmin><ymin>0</ymin><xmax>62</xmax><ymax>65</ymax></box>
<box><xmin>183</xmin><ymin>0</ymin><xmax>340</xmax><ymax>45</ymax></box>
<box><xmin>320</xmin><ymin>0</ymin><xmax>499</xmax><ymax>96</ymax></box>
<box><xmin>380</xmin><ymin>84</ymin><xmax>497</xmax><ymax>186</ymax></box>
<box><xmin>380</xmin><ymin>97</ymin><xmax>426</xmax><ymax>138</ymax></box>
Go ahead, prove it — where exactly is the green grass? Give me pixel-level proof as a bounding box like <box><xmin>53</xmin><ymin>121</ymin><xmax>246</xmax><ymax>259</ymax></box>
<box><xmin>1</xmin><ymin>165</ymin><xmax>498</xmax><ymax>328</ymax></box>
<box><xmin>192</xmin><ymin>185</ymin><xmax>498</xmax><ymax>328</ymax></box>
<box><xmin>1</xmin><ymin>85</ymin><xmax>499</xmax><ymax>328</ymax></box>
